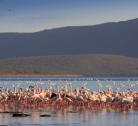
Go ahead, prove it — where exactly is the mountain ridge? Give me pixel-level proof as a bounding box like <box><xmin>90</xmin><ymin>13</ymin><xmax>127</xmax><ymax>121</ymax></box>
<box><xmin>0</xmin><ymin>18</ymin><xmax>138</xmax><ymax>59</ymax></box>
<box><xmin>1</xmin><ymin>18</ymin><xmax>138</xmax><ymax>34</ymax></box>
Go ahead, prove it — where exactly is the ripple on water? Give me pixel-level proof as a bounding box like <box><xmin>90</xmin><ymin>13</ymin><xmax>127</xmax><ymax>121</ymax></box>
<box><xmin>25</xmin><ymin>124</ymin><xmax>42</xmax><ymax>126</ymax></box>
<box><xmin>9</xmin><ymin>122</ymin><xmax>23</xmax><ymax>126</ymax></box>
<box><xmin>49</xmin><ymin>123</ymin><xmax>69</xmax><ymax>126</ymax></box>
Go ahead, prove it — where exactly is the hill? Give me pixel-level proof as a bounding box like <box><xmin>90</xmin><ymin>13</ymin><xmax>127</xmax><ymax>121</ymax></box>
<box><xmin>0</xmin><ymin>18</ymin><xmax>138</xmax><ymax>59</ymax></box>
<box><xmin>0</xmin><ymin>54</ymin><xmax>138</xmax><ymax>76</ymax></box>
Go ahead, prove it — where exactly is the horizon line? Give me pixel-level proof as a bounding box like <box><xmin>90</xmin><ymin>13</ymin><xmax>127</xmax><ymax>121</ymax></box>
<box><xmin>0</xmin><ymin>17</ymin><xmax>137</xmax><ymax>34</ymax></box>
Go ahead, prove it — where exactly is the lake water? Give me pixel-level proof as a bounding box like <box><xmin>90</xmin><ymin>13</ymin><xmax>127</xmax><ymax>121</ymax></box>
<box><xmin>0</xmin><ymin>77</ymin><xmax>138</xmax><ymax>126</ymax></box>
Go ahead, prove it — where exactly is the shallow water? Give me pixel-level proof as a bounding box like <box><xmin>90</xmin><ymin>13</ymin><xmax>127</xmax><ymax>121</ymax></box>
<box><xmin>0</xmin><ymin>77</ymin><xmax>138</xmax><ymax>126</ymax></box>
<box><xmin>0</xmin><ymin>108</ymin><xmax>138</xmax><ymax>126</ymax></box>
<box><xmin>0</xmin><ymin>78</ymin><xmax>138</xmax><ymax>92</ymax></box>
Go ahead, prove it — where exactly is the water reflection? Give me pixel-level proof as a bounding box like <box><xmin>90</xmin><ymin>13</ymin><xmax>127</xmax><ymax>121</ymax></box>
<box><xmin>0</xmin><ymin>107</ymin><xmax>138</xmax><ymax>126</ymax></box>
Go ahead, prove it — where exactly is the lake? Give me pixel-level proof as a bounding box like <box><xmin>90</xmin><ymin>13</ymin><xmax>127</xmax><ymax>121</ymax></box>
<box><xmin>0</xmin><ymin>77</ymin><xmax>138</xmax><ymax>126</ymax></box>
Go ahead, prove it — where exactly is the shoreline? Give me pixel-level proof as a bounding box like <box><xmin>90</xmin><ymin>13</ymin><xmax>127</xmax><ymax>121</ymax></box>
<box><xmin>0</xmin><ymin>75</ymin><xmax>138</xmax><ymax>81</ymax></box>
<box><xmin>0</xmin><ymin>74</ymin><xmax>138</xmax><ymax>77</ymax></box>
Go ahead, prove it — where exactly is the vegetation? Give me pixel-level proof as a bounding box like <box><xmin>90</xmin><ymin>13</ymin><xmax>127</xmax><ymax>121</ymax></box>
<box><xmin>0</xmin><ymin>54</ymin><xmax>138</xmax><ymax>76</ymax></box>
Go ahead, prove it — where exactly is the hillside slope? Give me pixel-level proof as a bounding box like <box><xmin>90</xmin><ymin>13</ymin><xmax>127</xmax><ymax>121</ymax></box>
<box><xmin>0</xmin><ymin>18</ymin><xmax>138</xmax><ymax>58</ymax></box>
<box><xmin>0</xmin><ymin>54</ymin><xmax>138</xmax><ymax>76</ymax></box>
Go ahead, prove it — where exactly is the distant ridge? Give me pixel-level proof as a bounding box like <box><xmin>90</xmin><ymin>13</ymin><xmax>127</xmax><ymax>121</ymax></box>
<box><xmin>0</xmin><ymin>54</ymin><xmax>138</xmax><ymax>76</ymax></box>
<box><xmin>0</xmin><ymin>18</ymin><xmax>138</xmax><ymax>58</ymax></box>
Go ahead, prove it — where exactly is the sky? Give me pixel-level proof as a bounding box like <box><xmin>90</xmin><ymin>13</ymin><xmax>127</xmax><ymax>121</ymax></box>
<box><xmin>0</xmin><ymin>0</ymin><xmax>138</xmax><ymax>32</ymax></box>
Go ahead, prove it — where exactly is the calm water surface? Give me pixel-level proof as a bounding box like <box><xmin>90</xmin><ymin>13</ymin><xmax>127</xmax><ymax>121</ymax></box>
<box><xmin>0</xmin><ymin>77</ymin><xmax>138</xmax><ymax>126</ymax></box>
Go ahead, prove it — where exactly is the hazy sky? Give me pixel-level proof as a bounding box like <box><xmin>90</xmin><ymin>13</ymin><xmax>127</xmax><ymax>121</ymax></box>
<box><xmin>0</xmin><ymin>0</ymin><xmax>138</xmax><ymax>32</ymax></box>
